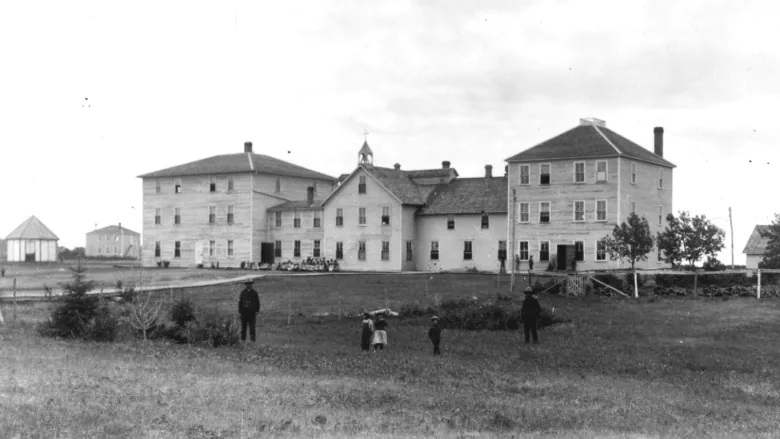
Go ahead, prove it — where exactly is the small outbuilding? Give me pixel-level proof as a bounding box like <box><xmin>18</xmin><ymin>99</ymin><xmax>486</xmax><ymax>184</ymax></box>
<box><xmin>5</xmin><ymin>216</ymin><xmax>59</xmax><ymax>262</ymax></box>
<box><xmin>743</xmin><ymin>225</ymin><xmax>771</xmax><ymax>270</ymax></box>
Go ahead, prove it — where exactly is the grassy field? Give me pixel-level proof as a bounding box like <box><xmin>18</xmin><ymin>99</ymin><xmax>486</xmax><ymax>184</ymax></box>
<box><xmin>2</xmin><ymin>273</ymin><xmax>780</xmax><ymax>438</ymax></box>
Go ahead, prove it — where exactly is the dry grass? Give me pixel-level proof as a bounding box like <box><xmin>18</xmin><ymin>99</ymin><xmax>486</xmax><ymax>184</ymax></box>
<box><xmin>2</xmin><ymin>273</ymin><xmax>780</xmax><ymax>438</ymax></box>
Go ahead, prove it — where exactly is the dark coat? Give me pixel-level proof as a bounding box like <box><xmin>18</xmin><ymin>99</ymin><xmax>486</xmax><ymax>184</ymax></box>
<box><xmin>238</xmin><ymin>287</ymin><xmax>260</xmax><ymax>315</ymax></box>
<box><xmin>428</xmin><ymin>324</ymin><xmax>441</xmax><ymax>345</ymax></box>
<box><xmin>521</xmin><ymin>296</ymin><xmax>541</xmax><ymax>320</ymax></box>
<box><xmin>374</xmin><ymin>318</ymin><xmax>388</xmax><ymax>331</ymax></box>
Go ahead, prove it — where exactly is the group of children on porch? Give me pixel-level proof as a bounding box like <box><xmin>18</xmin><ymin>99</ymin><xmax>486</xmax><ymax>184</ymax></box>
<box><xmin>359</xmin><ymin>286</ymin><xmax>543</xmax><ymax>355</ymax></box>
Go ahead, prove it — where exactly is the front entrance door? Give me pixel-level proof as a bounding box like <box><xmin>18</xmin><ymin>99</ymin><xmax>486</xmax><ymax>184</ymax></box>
<box><xmin>260</xmin><ymin>242</ymin><xmax>275</xmax><ymax>264</ymax></box>
<box><xmin>557</xmin><ymin>245</ymin><xmax>568</xmax><ymax>270</ymax></box>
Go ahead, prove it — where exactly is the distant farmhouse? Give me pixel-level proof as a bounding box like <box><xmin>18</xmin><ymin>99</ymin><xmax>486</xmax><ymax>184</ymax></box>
<box><xmin>743</xmin><ymin>225</ymin><xmax>771</xmax><ymax>270</ymax></box>
<box><xmin>4</xmin><ymin>215</ymin><xmax>59</xmax><ymax>262</ymax></box>
<box><xmin>138</xmin><ymin>119</ymin><xmax>674</xmax><ymax>272</ymax></box>
<box><xmin>138</xmin><ymin>142</ymin><xmax>337</xmax><ymax>268</ymax></box>
<box><xmin>86</xmin><ymin>223</ymin><xmax>141</xmax><ymax>258</ymax></box>
<box><xmin>506</xmin><ymin>118</ymin><xmax>674</xmax><ymax>271</ymax></box>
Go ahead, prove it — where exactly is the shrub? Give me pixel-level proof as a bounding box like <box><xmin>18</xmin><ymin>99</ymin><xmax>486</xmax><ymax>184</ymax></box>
<box><xmin>623</xmin><ymin>272</ymin><xmax>647</xmax><ymax>288</ymax></box>
<box><xmin>118</xmin><ymin>285</ymin><xmax>136</xmax><ymax>303</ymax></box>
<box><xmin>183</xmin><ymin>309</ymin><xmax>238</xmax><ymax>347</ymax></box>
<box><xmin>86</xmin><ymin>302</ymin><xmax>119</xmax><ymax>342</ymax></box>
<box><xmin>398</xmin><ymin>302</ymin><xmax>436</xmax><ymax>317</ymax></box>
<box><xmin>170</xmin><ymin>298</ymin><xmax>196</xmax><ymax>327</ymax></box>
<box><xmin>703</xmin><ymin>256</ymin><xmax>726</xmax><ymax>272</ymax></box>
<box><xmin>41</xmin><ymin>262</ymin><xmax>100</xmax><ymax>338</ymax></box>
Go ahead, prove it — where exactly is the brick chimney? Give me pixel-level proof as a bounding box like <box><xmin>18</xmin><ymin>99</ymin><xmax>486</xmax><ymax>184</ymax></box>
<box><xmin>244</xmin><ymin>141</ymin><xmax>253</xmax><ymax>153</ymax></box>
<box><xmin>394</xmin><ymin>163</ymin><xmax>401</xmax><ymax>170</ymax></box>
<box><xmin>442</xmin><ymin>161</ymin><xmax>451</xmax><ymax>169</ymax></box>
<box><xmin>654</xmin><ymin>127</ymin><xmax>664</xmax><ymax>157</ymax></box>
<box><xmin>307</xmin><ymin>187</ymin><xmax>314</xmax><ymax>206</ymax></box>
<box><xmin>485</xmin><ymin>165</ymin><xmax>493</xmax><ymax>178</ymax></box>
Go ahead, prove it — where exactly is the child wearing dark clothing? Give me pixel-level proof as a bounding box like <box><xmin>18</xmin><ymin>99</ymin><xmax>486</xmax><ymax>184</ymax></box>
<box><xmin>360</xmin><ymin>313</ymin><xmax>374</xmax><ymax>351</ymax></box>
<box><xmin>372</xmin><ymin>316</ymin><xmax>388</xmax><ymax>351</ymax></box>
<box><xmin>428</xmin><ymin>316</ymin><xmax>442</xmax><ymax>355</ymax></box>
<box><xmin>521</xmin><ymin>287</ymin><xmax>541</xmax><ymax>344</ymax></box>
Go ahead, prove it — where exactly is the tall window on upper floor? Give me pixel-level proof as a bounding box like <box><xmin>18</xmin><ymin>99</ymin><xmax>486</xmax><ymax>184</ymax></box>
<box><xmin>209</xmin><ymin>206</ymin><xmax>216</xmax><ymax>224</ymax></box>
<box><xmin>358</xmin><ymin>176</ymin><xmax>367</xmax><ymax>194</ymax></box>
<box><xmin>154</xmin><ymin>241</ymin><xmax>161</xmax><ymax>257</ymax></box>
<box><xmin>463</xmin><ymin>241</ymin><xmax>473</xmax><ymax>260</ymax></box>
<box><xmin>313</xmin><ymin>211</ymin><xmax>321</xmax><ymax>228</ymax></box>
<box><xmin>658</xmin><ymin>168</ymin><xmax>664</xmax><ymax>189</ymax></box>
<box><xmin>539</xmin><ymin>202</ymin><xmax>550</xmax><ymax>223</ymax></box>
<box><xmin>540</xmin><ymin>164</ymin><xmax>551</xmax><ymax>185</ymax></box>
<box><xmin>658</xmin><ymin>205</ymin><xmax>664</xmax><ymax>226</ymax></box>
<box><xmin>174</xmin><ymin>178</ymin><xmax>182</xmax><ymax>194</ymax></box>
<box><xmin>518</xmin><ymin>241</ymin><xmax>529</xmax><ymax>260</ymax></box>
<box><xmin>519</xmin><ymin>203</ymin><xmax>529</xmax><ymax>223</ymax></box>
<box><xmin>596</xmin><ymin>240</ymin><xmax>607</xmax><ymax>261</ymax></box>
<box><xmin>174</xmin><ymin>207</ymin><xmax>181</xmax><ymax>225</ymax></box>
<box><xmin>336</xmin><ymin>208</ymin><xmax>343</xmax><ymax>226</ymax></box>
<box><xmin>275</xmin><ymin>211</ymin><xmax>282</xmax><ymax>227</ymax></box>
<box><xmin>275</xmin><ymin>177</ymin><xmax>281</xmax><ymax>193</ymax></box>
<box><xmin>596</xmin><ymin>161</ymin><xmax>608</xmax><ymax>183</ymax></box>
<box><xmin>294</xmin><ymin>211</ymin><xmax>301</xmax><ymax>228</ymax></box>
<box><xmin>174</xmin><ymin>241</ymin><xmax>181</xmax><ymax>258</ymax></box>
<box><xmin>631</xmin><ymin>162</ymin><xmax>638</xmax><ymax>185</ymax></box>
<box><xmin>519</xmin><ymin>165</ymin><xmax>530</xmax><ymax>185</ymax></box>
<box><xmin>228</xmin><ymin>175</ymin><xmax>234</xmax><ymax>191</ymax></box>
<box><xmin>155</xmin><ymin>179</ymin><xmax>161</xmax><ymax>194</ymax></box>
<box><xmin>574</xmin><ymin>162</ymin><xmax>585</xmax><ymax>183</ymax></box>
<box><xmin>574</xmin><ymin>201</ymin><xmax>585</xmax><ymax>222</ymax></box>
<box><xmin>155</xmin><ymin>208</ymin><xmax>162</xmax><ymax>225</ymax></box>
<box><xmin>596</xmin><ymin>200</ymin><xmax>607</xmax><ymax>221</ymax></box>
<box><xmin>381</xmin><ymin>206</ymin><xmax>390</xmax><ymax>225</ymax></box>
<box><xmin>227</xmin><ymin>240</ymin><xmax>233</xmax><ymax>257</ymax></box>
<box><xmin>447</xmin><ymin>216</ymin><xmax>455</xmax><ymax>230</ymax></box>
<box><xmin>209</xmin><ymin>176</ymin><xmax>216</xmax><ymax>192</ymax></box>
<box><xmin>227</xmin><ymin>205</ymin><xmax>234</xmax><ymax>224</ymax></box>
<box><xmin>481</xmin><ymin>213</ymin><xmax>489</xmax><ymax>229</ymax></box>
<box><xmin>358</xmin><ymin>207</ymin><xmax>366</xmax><ymax>225</ymax></box>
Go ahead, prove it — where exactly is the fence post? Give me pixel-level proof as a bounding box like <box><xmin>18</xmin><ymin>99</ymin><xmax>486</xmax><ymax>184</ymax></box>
<box><xmin>634</xmin><ymin>271</ymin><xmax>639</xmax><ymax>299</ymax></box>
<box><xmin>757</xmin><ymin>269</ymin><xmax>761</xmax><ymax>299</ymax></box>
<box><xmin>693</xmin><ymin>272</ymin><xmax>698</xmax><ymax>298</ymax></box>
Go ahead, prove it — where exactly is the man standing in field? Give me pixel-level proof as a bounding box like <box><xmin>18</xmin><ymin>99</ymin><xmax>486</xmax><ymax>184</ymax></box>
<box><xmin>521</xmin><ymin>286</ymin><xmax>541</xmax><ymax>344</ymax></box>
<box><xmin>428</xmin><ymin>316</ymin><xmax>442</xmax><ymax>355</ymax></box>
<box><xmin>238</xmin><ymin>279</ymin><xmax>260</xmax><ymax>343</ymax></box>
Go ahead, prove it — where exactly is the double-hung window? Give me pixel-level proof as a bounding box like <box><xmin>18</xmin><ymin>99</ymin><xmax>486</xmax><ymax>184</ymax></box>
<box><xmin>481</xmin><ymin>214</ymin><xmax>489</xmax><ymax>229</ymax></box>
<box><xmin>275</xmin><ymin>240</ymin><xmax>282</xmax><ymax>257</ymax></box>
<box><xmin>540</xmin><ymin>202</ymin><xmax>550</xmax><ymax>223</ymax></box>
<box><xmin>658</xmin><ymin>168</ymin><xmax>664</xmax><ymax>189</ymax></box>
<box><xmin>358</xmin><ymin>207</ymin><xmax>366</xmax><ymax>225</ymax></box>
<box><xmin>519</xmin><ymin>203</ymin><xmax>529</xmax><ymax>223</ymax></box>
<box><xmin>174</xmin><ymin>207</ymin><xmax>181</xmax><ymax>225</ymax></box>
<box><xmin>336</xmin><ymin>208</ymin><xmax>343</xmax><ymax>226</ymax></box>
<box><xmin>208</xmin><ymin>206</ymin><xmax>216</xmax><ymax>224</ymax></box>
<box><xmin>519</xmin><ymin>165</ymin><xmax>530</xmax><ymax>185</ymax></box>
<box><xmin>596</xmin><ymin>161</ymin><xmax>607</xmax><ymax>183</ymax></box>
<box><xmin>519</xmin><ymin>241</ymin><xmax>529</xmax><ymax>260</ymax></box>
<box><xmin>358</xmin><ymin>241</ymin><xmax>366</xmax><ymax>260</ymax></box>
<box><xmin>596</xmin><ymin>240</ymin><xmax>607</xmax><ymax>261</ymax></box>
<box><xmin>540</xmin><ymin>164</ymin><xmax>551</xmax><ymax>185</ymax></box>
<box><xmin>275</xmin><ymin>211</ymin><xmax>282</xmax><ymax>227</ymax></box>
<box><xmin>154</xmin><ymin>241</ymin><xmax>161</xmax><ymax>257</ymax></box>
<box><xmin>313</xmin><ymin>240</ymin><xmax>321</xmax><ymax>257</ymax></box>
<box><xmin>381</xmin><ymin>206</ymin><xmax>390</xmax><ymax>225</ymax></box>
<box><xmin>574</xmin><ymin>201</ymin><xmax>584</xmax><ymax>222</ymax></box>
<box><xmin>154</xmin><ymin>208</ymin><xmax>161</xmax><ymax>225</ymax></box>
<box><xmin>631</xmin><ymin>162</ymin><xmax>637</xmax><ymax>185</ymax></box>
<box><xmin>447</xmin><ymin>216</ymin><xmax>455</xmax><ymax>230</ymax></box>
<box><xmin>596</xmin><ymin>200</ymin><xmax>607</xmax><ymax>221</ymax></box>
<box><xmin>540</xmin><ymin>241</ymin><xmax>550</xmax><ymax>261</ymax></box>
<box><xmin>336</xmin><ymin>242</ymin><xmax>343</xmax><ymax>260</ymax></box>
<box><xmin>293</xmin><ymin>211</ymin><xmax>301</xmax><ymax>228</ymax></box>
<box><xmin>313</xmin><ymin>211</ymin><xmax>321</xmax><ymax>228</ymax></box>
<box><xmin>227</xmin><ymin>205</ymin><xmax>234</xmax><ymax>224</ymax></box>
<box><xmin>463</xmin><ymin>241</ymin><xmax>473</xmax><ymax>260</ymax></box>
<box><xmin>381</xmin><ymin>241</ymin><xmax>389</xmax><ymax>260</ymax></box>
<box><xmin>430</xmin><ymin>241</ymin><xmax>439</xmax><ymax>260</ymax></box>
<box><xmin>575</xmin><ymin>241</ymin><xmax>584</xmax><ymax>261</ymax></box>
<box><xmin>358</xmin><ymin>176</ymin><xmax>367</xmax><ymax>194</ymax></box>
<box><xmin>574</xmin><ymin>162</ymin><xmax>585</xmax><ymax>183</ymax></box>
<box><xmin>294</xmin><ymin>240</ymin><xmax>301</xmax><ymax>257</ymax></box>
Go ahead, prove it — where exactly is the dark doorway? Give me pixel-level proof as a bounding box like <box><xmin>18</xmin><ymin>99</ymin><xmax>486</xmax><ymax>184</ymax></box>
<box><xmin>25</xmin><ymin>253</ymin><xmax>36</xmax><ymax>262</ymax></box>
<box><xmin>260</xmin><ymin>242</ymin><xmax>275</xmax><ymax>264</ymax></box>
<box><xmin>556</xmin><ymin>245</ymin><xmax>567</xmax><ymax>270</ymax></box>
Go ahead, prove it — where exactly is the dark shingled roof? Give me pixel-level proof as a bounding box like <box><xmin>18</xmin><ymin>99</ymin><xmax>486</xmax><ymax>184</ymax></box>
<box><xmin>365</xmin><ymin>166</ymin><xmax>426</xmax><ymax>205</ymax></box>
<box><xmin>87</xmin><ymin>225</ymin><xmax>140</xmax><ymax>236</ymax></box>
<box><xmin>6</xmin><ymin>216</ymin><xmax>59</xmax><ymax>240</ymax></box>
<box><xmin>138</xmin><ymin>152</ymin><xmax>336</xmax><ymax>181</ymax></box>
<box><xmin>506</xmin><ymin>124</ymin><xmax>675</xmax><ymax>168</ymax></box>
<box><xmin>267</xmin><ymin>200</ymin><xmax>325</xmax><ymax>211</ymax></box>
<box><xmin>418</xmin><ymin>177</ymin><xmax>508</xmax><ymax>215</ymax></box>
<box><xmin>743</xmin><ymin>225</ymin><xmax>772</xmax><ymax>255</ymax></box>
<box><xmin>406</xmin><ymin>168</ymin><xmax>459</xmax><ymax>179</ymax></box>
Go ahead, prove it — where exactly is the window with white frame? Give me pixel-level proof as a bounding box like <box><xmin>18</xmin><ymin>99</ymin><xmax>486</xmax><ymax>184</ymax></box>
<box><xmin>358</xmin><ymin>207</ymin><xmax>366</xmax><ymax>225</ymax></box>
<box><xmin>336</xmin><ymin>208</ymin><xmax>343</xmax><ymax>226</ymax></box>
<box><xmin>575</xmin><ymin>241</ymin><xmax>584</xmax><ymax>261</ymax></box>
<box><xmin>447</xmin><ymin>216</ymin><xmax>455</xmax><ymax>229</ymax></box>
<box><xmin>540</xmin><ymin>163</ymin><xmax>551</xmax><ymax>185</ymax></box>
<box><xmin>540</xmin><ymin>202</ymin><xmax>550</xmax><ymax>223</ymax></box>
<box><xmin>313</xmin><ymin>240</ymin><xmax>321</xmax><ymax>257</ymax></box>
<box><xmin>313</xmin><ymin>211</ymin><xmax>321</xmax><ymax>228</ymax></box>
<box><xmin>596</xmin><ymin>200</ymin><xmax>607</xmax><ymax>221</ymax></box>
<box><xmin>519</xmin><ymin>241</ymin><xmax>529</xmax><ymax>260</ymax></box>
<box><xmin>658</xmin><ymin>205</ymin><xmax>663</xmax><ymax>226</ymax></box>
<box><xmin>658</xmin><ymin>168</ymin><xmax>664</xmax><ymax>189</ymax></box>
<box><xmin>430</xmin><ymin>241</ymin><xmax>439</xmax><ymax>260</ymax></box>
<box><xmin>463</xmin><ymin>241</ymin><xmax>473</xmax><ymax>260</ymax></box>
<box><xmin>275</xmin><ymin>211</ymin><xmax>282</xmax><ymax>227</ymax></box>
<box><xmin>596</xmin><ymin>161</ymin><xmax>607</xmax><ymax>182</ymax></box>
<box><xmin>481</xmin><ymin>213</ymin><xmax>489</xmax><ymax>229</ymax></box>
<box><xmin>358</xmin><ymin>241</ymin><xmax>366</xmax><ymax>260</ymax></box>
<box><xmin>540</xmin><ymin>241</ymin><xmax>549</xmax><ymax>261</ymax></box>
<box><xmin>574</xmin><ymin>201</ymin><xmax>585</xmax><ymax>222</ymax></box>
<box><xmin>294</xmin><ymin>240</ymin><xmax>301</xmax><ymax>257</ymax></box>
<box><xmin>631</xmin><ymin>162</ymin><xmax>637</xmax><ymax>185</ymax></box>
<box><xmin>596</xmin><ymin>240</ymin><xmax>607</xmax><ymax>261</ymax></box>
<box><xmin>519</xmin><ymin>203</ymin><xmax>529</xmax><ymax>222</ymax></box>
<box><xmin>358</xmin><ymin>176</ymin><xmax>367</xmax><ymax>194</ymax></box>
<box><xmin>381</xmin><ymin>241</ymin><xmax>390</xmax><ymax>260</ymax></box>
<box><xmin>209</xmin><ymin>206</ymin><xmax>216</xmax><ymax>224</ymax></box>
<box><xmin>381</xmin><ymin>206</ymin><xmax>390</xmax><ymax>225</ymax></box>
<box><xmin>574</xmin><ymin>162</ymin><xmax>585</xmax><ymax>183</ymax></box>
<box><xmin>227</xmin><ymin>205</ymin><xmax>234</xmax><ymax>224</ymax></box>
<box><xmin>275</xmin><ymin>240</ymin><xmax>282</xmax><ymax>257</ymax></box>
<box><xmin>209</xmin><ymin>176</ymin><xmax>216</xmax><ymax>192</ymax></box>
<box><xmin>174</xmin><ymin>207</ymin><xmax>181</xmax><ymax>225</ymax></box>
<box><xmin>519</xmin><ymin>165</ymin><xmax>530</xmax><ymax>185</ymax></box>
<box><xmin>294</xmin><ymin>211</ymin><xmax>301</xmax><ymax>228</ymax></box>
<box><xmin>227</xmin><ymin>240</ymin><xmax>233</xmax><ymax>257</ymax></box>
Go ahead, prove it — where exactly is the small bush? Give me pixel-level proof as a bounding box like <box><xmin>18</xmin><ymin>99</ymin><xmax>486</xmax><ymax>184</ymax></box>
<box><xmin>42</xmin><ymin>294</ymin><xmax>100</xmax><ymax>338</ymax></box>
<box><xmin>118</xmin><ymin>286</ymin><xmax>136</xmax><ymax>303</ymax></box>
<box><xmin>170</xmin><ymin>298</ymin><xmax>196</xmax><ymax>327</ymax></box>
<box><xmin>703</xmin><ymin>256</ymin><xmax>726</xmax><ymax>272</ymax></box>
<box><xmin>183</xmin><ymin>310</ymin><xmax>238</xmax><ymax>347</ymax></box>
<box><xmin>398</xmin><ymin>302</ymin><xmax>436</xmax><ymax>317</ymax></box>
<box><xmin>594</xmin><ymin>273</ymin><xmax>624</xmax><ymax>291</ymax></box>
<box><xmin>86</xmin><ymin>302</ymin><xmax>119</xmax><ymax>342</ymax></box>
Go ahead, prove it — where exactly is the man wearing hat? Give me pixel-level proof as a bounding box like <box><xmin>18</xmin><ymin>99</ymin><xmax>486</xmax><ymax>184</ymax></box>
<box><xmin>238</xmin><ymin>279</ymin><xmax>260</xmax><ymax>342</ymax></box>
<box><xmin>521</xmin><ymin>286</ymin><xmax>541</xmax><ymax>344</ymax></box>
<box><xmin>428</xmin><ymin>316</ymin><xmax>442</xmax><ymax>355</ymax></box>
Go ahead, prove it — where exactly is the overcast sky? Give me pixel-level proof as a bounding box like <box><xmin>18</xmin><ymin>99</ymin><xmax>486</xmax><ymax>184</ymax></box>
<box><xmin>1</xmin><ymin>1</ymin><xmax>777</xmax><ymax>265</ymax></box>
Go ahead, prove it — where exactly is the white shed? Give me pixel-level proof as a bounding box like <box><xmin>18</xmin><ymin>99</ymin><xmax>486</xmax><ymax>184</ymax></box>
<box><xmin>5</xmin><ymin>216</ymin><xmax>59</xmax><ymax>262</ymax></box>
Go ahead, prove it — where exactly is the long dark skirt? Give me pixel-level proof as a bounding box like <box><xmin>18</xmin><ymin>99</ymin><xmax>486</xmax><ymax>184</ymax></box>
<box><xmin>361</xmin><ymin>329</ymin><xmax>373</xmax><ymax>351</ymax></box>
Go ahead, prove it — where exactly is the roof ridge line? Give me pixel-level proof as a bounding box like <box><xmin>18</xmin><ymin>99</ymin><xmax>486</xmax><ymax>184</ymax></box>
<box><xmin>247</xmin><ymin>153</ymin><xmax>254</xmax><ymax>171</ymax></box>
<box><xmin>592</xmin><ymin>125</ymin><xmax>622</xmax><ymax>155</ymax></box>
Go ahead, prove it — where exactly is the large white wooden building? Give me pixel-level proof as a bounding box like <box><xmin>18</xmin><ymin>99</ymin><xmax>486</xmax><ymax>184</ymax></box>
<box><xmin>4</xmin><ymin>216</ymin><xmax>59</xmax><ymax>262</ymax></box>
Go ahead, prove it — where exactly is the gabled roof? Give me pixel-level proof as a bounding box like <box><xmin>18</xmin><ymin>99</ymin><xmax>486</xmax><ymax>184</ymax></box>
<box><xmin>322</xmin><ymin>165</ymin><xmax>427</xmax><ymax>206</ymax></box>
<box><xmin>506</xmin><ymin>124</ymin><xmax>676</xmax><ymax>168</ymax></box>
<box><xmin>418</xmin><ymin>177</ymin><xmax>508</xmax><ymax>215</ymax></box>
<box><xmin>743</xmin><ymin>225</ymin><xmax>772</xmax><ymax>255</ymax></box>
<box><xmin>138</xmin><ymin>152</ymin><xmax>336</xmax><ymax>181</ymax></box>
<box><xmin>6</xmin><ymin>216</ymin><xmax>59</xmax><ymax>240</ymax></box>
<box><xmin>406</xmin><ymin>168</ymin><xmax>459</xmax><ymax>179</ymax></box>
<box><xmin>87</xmin><ymin>225</ymin><xmax>140</xmax><ymax>236</ymax></box>
<box><xmin>267</xmin><ymin>200</ymin><xmax>325</xmax><ymax>211</ymax></box>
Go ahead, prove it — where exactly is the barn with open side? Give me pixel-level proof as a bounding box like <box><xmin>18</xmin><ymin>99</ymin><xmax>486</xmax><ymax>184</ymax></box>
<box><xmin>5</xmin><ymin>216</ymin><xmax>59</xmax><ymax>262</ymax></box>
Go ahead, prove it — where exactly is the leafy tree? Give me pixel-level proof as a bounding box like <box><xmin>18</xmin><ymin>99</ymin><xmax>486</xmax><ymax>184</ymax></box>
<box><xmin>657</xmin><ymin>211</ymin><xmax>725</xmax><ymax>269</ymax></box>
<box><xmin>759</xmin><ymin>213</ymin><xmax>780</xmax><ymax>270</ymax></box>
<box><xmin>603</xmin><ymin>213</ymin><xmax>655</xmax><ymax>270</ymax></box>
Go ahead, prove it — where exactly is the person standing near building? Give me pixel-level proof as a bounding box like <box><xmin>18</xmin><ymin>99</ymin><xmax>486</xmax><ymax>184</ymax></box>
<box><xmin>360</xmin><ymin>312</ymin><xmax>374</xmax><ymax>351</ymax></box>
<box><xmin>238</xmin><ymin>279</ymin><xmax>260</xmax><ymax>343</ymax></box>
<box><xmin>428</xmin><ymin>316</ymin><xmax>442</xmax><ymax>355</ymax></box>
<box><xmin>521</xmin><ymin>286</ymin><xmax>541</xmax><ymax>344</ymax></box>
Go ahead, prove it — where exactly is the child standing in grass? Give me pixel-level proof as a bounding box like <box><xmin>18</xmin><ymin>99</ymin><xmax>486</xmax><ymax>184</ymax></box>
<box><xmin>372</xmin><ymin>314</ymin><xmax>388</xmax><ymax>351</ymax></box>
<box><xmin>521</xmin><ymin>286</ymin><xmax>541</xmax><ymax>344</ymax></box>
<box><xmin>428</xmin><ymin>316</ymin><xmax>441</xmax><ymax>355</ymax></box>
<box><xmin>360</xmin><ymin>312</ymin><xmax>374</xmax><ymax>351</ymax></box>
